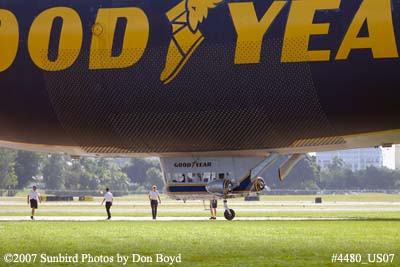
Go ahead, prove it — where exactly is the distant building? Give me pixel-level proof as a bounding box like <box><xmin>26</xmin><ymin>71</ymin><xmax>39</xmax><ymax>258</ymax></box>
<box><xmin>395</xmin><ymin>145</ymin><xmax>400</xmax><ymax>170</ymax></box>
<box><xmin>316</xmin><ymin>148</ymin><xmax>383</xmax><ymax>172</ymax></box>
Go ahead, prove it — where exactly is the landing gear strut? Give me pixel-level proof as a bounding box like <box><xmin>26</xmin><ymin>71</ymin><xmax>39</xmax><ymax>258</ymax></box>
<box><xmin>223</xmin><ymin>199</ymin><xmax>235</xmax><ymax>220</ymax></box>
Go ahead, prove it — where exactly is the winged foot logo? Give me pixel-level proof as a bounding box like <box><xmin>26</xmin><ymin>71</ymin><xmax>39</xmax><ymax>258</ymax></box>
<box><xmin>160</xmin><ymin>0</ymin><xmax>223</xmax><ymax>84</ymax></box>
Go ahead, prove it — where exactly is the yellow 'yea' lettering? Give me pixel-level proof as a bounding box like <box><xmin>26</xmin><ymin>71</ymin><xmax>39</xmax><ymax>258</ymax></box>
<box><xmin>336</xmin><ymin>0</ymin><xmax>398</xmax><ymax>60</ymax></box>
<box><xmin>229</xmin><ymin>1</ymin><xmax>287</xmax><ymax>64</ymax></box>
<box><xmin>282</xmin><ymin>0</ymin><xmax>340</xmax><ymax>62</ymax></box>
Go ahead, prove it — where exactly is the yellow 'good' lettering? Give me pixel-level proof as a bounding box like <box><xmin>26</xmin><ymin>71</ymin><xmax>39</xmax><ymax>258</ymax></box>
<box><xmin>89</xmin><ymin>8</ymin><xmax>149</xmax><ymax>69</ymax></box>
<box><xmin>28</xmin><ymin>7</ymin><xmax>82</xmax><ymax>71</ymax></box>
<box><xmin>336</xmin><ymin>0</ymin><xmax>398</xmax><ymax>59</ymax></box>
<box><xmin>282</xmin><ymin>0</ymin><xmax>340</xmax><ymax>62</ymax></box>
<box><xmin>229</xmin><ymin>1</ymin><xmax>286</xmax><ymax>64</ymax></box>
<box><xmin>0</xmin><ymin>10</ymin><xmax>19</xmax><ymax>72</ymax></box>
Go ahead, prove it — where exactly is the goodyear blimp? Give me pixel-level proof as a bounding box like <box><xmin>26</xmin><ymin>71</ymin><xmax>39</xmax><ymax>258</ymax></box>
<box><xmin>1</xmin><ymin>0</ymin><xmax>400</xmax><ymax>219</ymax></box>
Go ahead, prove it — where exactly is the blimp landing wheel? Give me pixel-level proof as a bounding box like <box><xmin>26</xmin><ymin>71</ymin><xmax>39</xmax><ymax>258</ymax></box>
<box><xmin>224</xmin><ymin>209</ymin><xmax>236</xmax><ymax>220</ymax></box>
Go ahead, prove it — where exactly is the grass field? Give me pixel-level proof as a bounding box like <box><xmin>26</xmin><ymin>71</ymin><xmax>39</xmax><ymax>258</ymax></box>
<box><xmin>0</xmin><ymin>194</ymin><xmax>399</xmax><ymax>266</ymax></box>
<box><xmin>1</xmin><ymin>193</ymin><xmax>400</xmax><ymax>219</ymax></box>
<box><xmin>1</xmin><ymin>211</ymin><xmax>400</xmax><ymax>219</ymax></box>
<box><xmin>0</xmin><ymin>221</ymin><xmax>399</xmax><ymax>267</ymax></box>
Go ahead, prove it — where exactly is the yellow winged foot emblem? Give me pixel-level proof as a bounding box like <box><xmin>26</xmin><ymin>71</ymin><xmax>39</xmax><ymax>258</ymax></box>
<box><xmin>160</xmin><ymin>0</ymin><xmax>223</xmax><ymax>84</ymax></box>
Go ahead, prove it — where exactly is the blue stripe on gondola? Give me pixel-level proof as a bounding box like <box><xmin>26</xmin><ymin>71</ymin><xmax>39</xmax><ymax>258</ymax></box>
<box><xmin>167</xmin><ymin>185</ymin><xmax>207</xmax><ymax>193</ymax></box>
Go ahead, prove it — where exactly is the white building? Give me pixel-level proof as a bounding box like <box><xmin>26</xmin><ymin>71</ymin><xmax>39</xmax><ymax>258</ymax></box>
<box><xmin>316</xmin><ymin>148</ymin><xmax>383</xmax><ymax>172</ymax></box>
<box><xmin>395</xmin><ymin>145</ymin><xmax>400</xmax><ymax>170</ymax></box>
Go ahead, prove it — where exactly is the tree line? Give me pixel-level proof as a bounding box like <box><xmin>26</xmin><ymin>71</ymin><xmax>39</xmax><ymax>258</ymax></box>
<box><xmin>0</xmin><ymin>148</ymin><xmax>399</xmax><ymax>196</ymax></box>
<box><xmin>0</xmin><ymin>148</ymin><xmax>163</xmax><ymax>195</ymax></box>
<box><xmin>265</xmin><ymin>156</ymin><xmax>400</xmax><ymax>191</ymax></box>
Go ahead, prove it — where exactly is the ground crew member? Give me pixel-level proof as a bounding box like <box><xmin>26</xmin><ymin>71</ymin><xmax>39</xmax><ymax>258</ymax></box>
<box><xmin>149</xmin><ymin>185</ymin><xmax>161</xmax><ymax>219</ymax></box>
<box><xmin>209</xmin><ymin>199</ymin><xmax>217</xmax><ymax>220</ymax></box>
<box><xmin>101</xmin><ymin>188</ymin><xmax>113</xmax><ymax>220</ymax></box>
<box><xmin>27</xmin><ymin>185</ymin><xmax>41</xmax><ymax>220</ymax></box>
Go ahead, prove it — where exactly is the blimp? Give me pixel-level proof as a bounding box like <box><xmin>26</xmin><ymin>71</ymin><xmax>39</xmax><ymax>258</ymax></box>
<box><xmin>1</xmin><ymin>0</ymin><xmax>400</xmax><ymax>219</ymax></box>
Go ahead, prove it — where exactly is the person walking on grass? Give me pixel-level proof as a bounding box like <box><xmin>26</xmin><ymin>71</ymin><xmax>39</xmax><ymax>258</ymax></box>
<box><xmin>101</xmin><ymin>188</ymin><xmax>113</xmax><ymax>220</ymax></box>
<box><xmin>27</xmin><ymin>185</ymin><xmax>41</xmax><ymax>220</ymax></box>
<box><xmin>209</xmin><ymin>199</ymin><xmax>217</xmax><ymax>220</ymax></box>
<box><xmin>149</xmin><ymin>185</ymin><xmax>161</xmax><ymax>220</ymax></box>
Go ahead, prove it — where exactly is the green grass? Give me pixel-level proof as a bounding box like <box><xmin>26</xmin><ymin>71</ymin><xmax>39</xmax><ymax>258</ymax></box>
<box><xmin>258</xmin><ymin>193</ymin><xmax>400</xmax><ymax>202</ymax></box>
<box><xmin>1</xmin><ymin>193</ymin><xmax>399</xmax><ymax>266</ymax></box>
<box><xmin>1</xmin><ymin>193</ymin><xmax>400</xmax><ymax>220</ymax></box>
<box><xmin>2</xmin><ymin>211</ymin><xmax>400</xmax><ymax>219</ymax></box>
<box><xmin>0</xmin><ymin>221</ymin><xmax>399</xmax><ymax>266</ymax></box>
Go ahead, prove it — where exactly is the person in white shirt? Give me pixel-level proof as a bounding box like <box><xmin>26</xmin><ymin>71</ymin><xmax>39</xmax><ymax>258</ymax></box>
<box><xmin>101</xmin><ymin>188</ymin><xmax>113</xmax><ymax>220</ymax></box>
<box><xmin>148</xmin><ymin>185</ymin><xmax>161</xmax><ymax>219</ymax></box>
<box><xmin>27</xmin><ymin>185</ymin><xmax>41</xmax><ymax>220</ymax></box>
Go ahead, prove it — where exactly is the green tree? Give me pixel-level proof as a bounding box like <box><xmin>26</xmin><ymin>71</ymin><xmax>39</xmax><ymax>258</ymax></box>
<box><xmin>395</xmin><ymin>178</ymin><xmax>400</xmax><ymax>190</ymax></box>
<box><xmin>278</xmin><ymin>156</ymin><xmax>320</xmax><ymax>190</ymax></box>
<box><xmin>3</xmin><ymin>163</ymin><xmax>18</xmax><ymax>188</ymax></box>
<box><xmin>146</xmin><ymin>167</ymin><xmax>164</xmax><ymax>189</ymax></box>
<box><xmin>63</xmin><ymin>161</ymin><xmax>82</xmax><ymax>190</ymax></box>
<box><xmin>78</xmin><ymin>158</ymin><xmax>99</xmax><ymax>190</ymax></box>
<box><xmin>327</xmin><ymin>156</ymin><xmax>344</xmax><ymax>173</ymax></box>
<box><xmin>63</xmin><ymin>159</ymin><xmax>98</xmax><ymax>191</ymax></box>
<box><xmin>96</xmin><ymin>159</ymin><xmax>130</xmax><ymax>194</ymax></box>
<box><xmin>43</xmin><ymin>155</ymin><xmax>65</xmax><ymax>190</ymax></box>
<box><xmin>0</xmin><ymin>148</ymin><xmax>17</xmax><ymax>189</ymax></box>
<box><xmin>14</xmin><ymin>151</ymin><xmax>41</xmax><ymax>188</ymax></box>
<box><xmin>319</xmin><ymin>156</ymin><xmax>355</xmax><ymax>189</ymax></box>
<box><xmin>355</xmin><ymin>166</ymin><xmax>398</xmax><ymax>190</ymax></box>
<box><xmin>266</xmin><ymin>156</ymin><xmax>320</xmax><ymax>190</ymax></box>
<box><xmin>123</xmin><ymin>158</ymin><xmax>152</xmax><ymax>185</ymax></box>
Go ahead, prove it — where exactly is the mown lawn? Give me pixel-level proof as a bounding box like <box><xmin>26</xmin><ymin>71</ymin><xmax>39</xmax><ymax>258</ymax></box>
<box><xmin>1</xmin><ymin>211</ymin><xmax>400</xmax><ymax>219</ymax></box>
<box><xmin>0</xmin><ymin>221</ymin><xmax>399</xmax><ymax>266</ymax></box>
